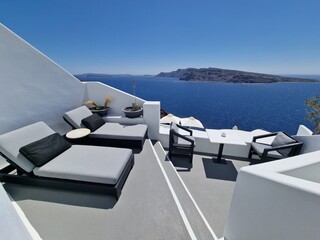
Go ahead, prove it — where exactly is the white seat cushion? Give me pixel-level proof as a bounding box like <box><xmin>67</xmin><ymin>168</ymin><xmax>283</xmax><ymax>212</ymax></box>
<box><xmin>251</xmin><ymin>142</ymin><xmax>283</xmax><ymax>159</ymax></box>
<box><xmin>64</xmin><ymin>107</ymin><xmax>148</xmax><ymax>141</ymax></box>
<box><xmin>91</xmin><ymin>122</ymin><xmax>147</xmax><ymax>141</ymax></box>
<box><xmin>173</xmin><ymin>136</ymin><xmax>196</xmax><ymax>147</ymax></box>
<box><xmin>34</xmin><ymin>145</ymin><xmax>133</xmax><ymax>185</ymax></box>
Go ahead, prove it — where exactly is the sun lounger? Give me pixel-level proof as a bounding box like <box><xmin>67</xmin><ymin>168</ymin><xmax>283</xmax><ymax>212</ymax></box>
<box><xmin>64</xmin><ymin>106</ymin><xmax>148</xmax><ymax>149</ymax></box>
<box><xmin>0</xmin><ymin>122</ymin><xmax>134</xmax><ymax>199</ymax></box>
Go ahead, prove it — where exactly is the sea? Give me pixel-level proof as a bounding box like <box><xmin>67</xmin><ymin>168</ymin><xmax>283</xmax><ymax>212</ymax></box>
<box><xmin>78</xmin><ymin>75</ymin><xmax>320</xmax><ymax>135</ymax></box>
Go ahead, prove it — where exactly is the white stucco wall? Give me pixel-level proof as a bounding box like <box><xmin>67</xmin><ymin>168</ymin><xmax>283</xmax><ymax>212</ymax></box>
<box><xmin>0</xmin><ymin>23</ymin><xmax>85</xmax><ymax>134</ymax></box>
<box><xmin>296</xmin><ymin>125</ymin><xmax>313</xmax><ymax>136</ymax></box>
<box><xmin>224</xmin><ymin>151</ymin><xmax>320</xmax><ymax>240</ymax></box>
<box><xmin>292</xmin><ymin>125</ymin><xmax>320</xmax><ymax>154</ymax></box>
<box><xmin>0</xmin><ymin>184</ymin><xmax>38</xmax><ymax>240</ymax></box>
<box><xmin>0</xmin><ymin>23</ymin><xmax>162</xmax><ymax>139</ymax></box>
<box><xmin>143</xmin><ymin>101</ymin><xmax>160</xmax><ymax>140</ymax></box>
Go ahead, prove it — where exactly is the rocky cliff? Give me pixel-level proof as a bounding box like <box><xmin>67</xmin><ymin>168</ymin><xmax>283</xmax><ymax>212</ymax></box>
<box><xmin>157</xmin><ymin>68</ymin><xmax>317</xmax><ymax>83</ymax></box>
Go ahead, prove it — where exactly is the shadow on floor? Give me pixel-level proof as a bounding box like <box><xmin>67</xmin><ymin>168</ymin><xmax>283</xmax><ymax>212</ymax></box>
<box><xmin>202</xmin><ymin>157</ymin><xmax>238</xmax><ymax>181</ymax></box>
<box><xmin>169</xmin><ymin>157</ymin><xmax>192</xmax><ymax>171</ymax></box>
<box><xmin>4</xmin><ymin>183</ymin><xmax>117</xmax><ymax>209</ymax></box>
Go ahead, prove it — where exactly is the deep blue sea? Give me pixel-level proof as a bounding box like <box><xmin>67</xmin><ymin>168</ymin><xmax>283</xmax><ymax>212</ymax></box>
<box><xmin>79</xmin><ymin>75</ymin><xmax>320</xmax><ymax>134</ymax></box>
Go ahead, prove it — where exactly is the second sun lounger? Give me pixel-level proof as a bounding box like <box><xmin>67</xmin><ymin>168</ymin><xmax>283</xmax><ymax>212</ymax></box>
<box><xmin>64</xmin><ymin>106</ymin><xmax>148</xmax><ymax>149</ymax></box>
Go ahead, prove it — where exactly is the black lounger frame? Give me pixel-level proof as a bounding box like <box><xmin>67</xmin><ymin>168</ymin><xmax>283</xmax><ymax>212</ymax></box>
<box><xmin>63</xmin><ymin>117</ymin><xmax>146</xmax><ymax>150</ymax></box>
<box><xmin>0</xmin><ymin>151</ymin><xmax>134</xmax><ymax>199</ymax></box>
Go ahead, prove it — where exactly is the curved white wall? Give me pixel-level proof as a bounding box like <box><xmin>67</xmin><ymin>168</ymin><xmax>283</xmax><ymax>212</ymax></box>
<box><xmin>224</xmin><ymin>151</ymin><xmax>320</xmax><ymax>240</ymax></box>
<box><xmin>0</xmin><ymin>23</ymin><xmax>85</xmax><ymax>134</ymax></box>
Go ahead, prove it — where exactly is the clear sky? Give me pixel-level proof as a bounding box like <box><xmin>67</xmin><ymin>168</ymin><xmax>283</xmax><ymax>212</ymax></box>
<box><xmin>0</xmin><ymin>0</ymin><xmax>319</xmax><ymax>75</ymax></box>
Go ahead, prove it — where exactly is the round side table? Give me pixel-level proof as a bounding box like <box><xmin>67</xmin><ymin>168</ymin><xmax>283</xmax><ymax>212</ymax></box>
<box><xmin>66</xmin><ymin>128</ymin><xmax>91</xmax><ymax>139</ymax></box>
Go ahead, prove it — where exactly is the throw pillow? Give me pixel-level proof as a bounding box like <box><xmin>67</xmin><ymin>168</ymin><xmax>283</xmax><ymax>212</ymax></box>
<box><xmin>271</xmin><ymin>132</ymin><xmax>296</xmax><ymax>156</ymax></box>
<box><xmin>81</xmin><ymin>113</ymin><xmax>105</xmax><ymax>132</ymax></box>
<box><xmin>171</xmin><ymin>122</ymin><xmax>179</xmax><ymax>143</ymax></box>
<box><xmin>19</xmin><ymin>133</ymin><xmax>72</xmax><ymax>167</ymax></box>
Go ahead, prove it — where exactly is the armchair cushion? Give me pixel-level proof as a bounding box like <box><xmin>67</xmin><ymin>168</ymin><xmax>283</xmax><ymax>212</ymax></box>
<box><xmin>168</xmin><ymin>123</ymin><xmax>195</xmax><ymax>166</ymax></box>
<box><xmin>271</xmin><ymin>132</ymin><xmax>296</xmax><ymax>156</ymax></box>
<box><xmin>173</xmin><ymin>136</ymin><xmax>196</xmax><ymax>147</ymax></box>
<box><xmin>19</xmin><ymin>133</ymin><xmax>71</xmax><ymax>167</ymax></box>
<box><xmin>171</xmin><ymin>122</ymin><xmax>179</xmax><ymax>143</ymax></box>
<box><xmin>251</xmin><ymin>142</ymin><xmax>283</xmax><ymax>159</ymax></box>
<box><xmin>81</xmin><ymin>113</ymin><xmax>105</xmax><ymax>132</ymax></box>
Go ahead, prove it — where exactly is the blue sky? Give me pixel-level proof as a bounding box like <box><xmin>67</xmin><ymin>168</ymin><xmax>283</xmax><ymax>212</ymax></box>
<box><xmin>0</xmin><ymin>0</ymin><xmax>319</xmax><ymax>75</ymax></box>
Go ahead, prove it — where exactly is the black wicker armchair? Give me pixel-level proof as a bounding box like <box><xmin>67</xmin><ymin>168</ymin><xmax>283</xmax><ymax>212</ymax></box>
<box><xmin>248</xmin><ymin>132</ymin><xmax>303</xmax><ymax>162</ymax></box>
<box><xmin>168</xmin><ymin>123</ymin><xmax>196</xmax><ymax>166</ymax></box>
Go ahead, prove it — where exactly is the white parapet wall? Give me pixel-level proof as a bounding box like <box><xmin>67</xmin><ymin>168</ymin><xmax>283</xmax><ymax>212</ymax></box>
<box><xmin>159</xmin><ymin>125</ymin><xmax>218</xmax><ymax>154</ymax></box>
<box><xmin>223</xmin><ymin>150</ymin><xmax>320</xmax><ymax>240</ymax></box>
<box><xmin>293</xmin><ymin>125</ymin><xmax>320</xmax><ymax>154</ymax></box>
<box><xmin>293</xmin><ymin>134</ymin><xmax>320</xmax><ymax>154</ymax></box>
<box><xmin>296</xmin><ymin>124</ymin><xmax>313</xmax><ymax>136</ymax></box>
<box><xmin>83</xmin><ymin>81</ymin><xmax>145</xmax><ymax>116</ymax></box>
<box><xmin>159</xmin><ymin>126</ymin><xmax>270</xmax><ymax>158</ymax></box>
<box><xmin>0</xmin><ymin>184</ymin><xmax>40</xmax><ymax>240</ymax></box>
<box><xmin>143</xmin><ymin>101</ymin><xmax>160</xmax><ymax>140</ymax></box>
<box><xmin>83</xmin><ymin>82</ymin><xmax>160</xmax><ymax>139</ymax></box>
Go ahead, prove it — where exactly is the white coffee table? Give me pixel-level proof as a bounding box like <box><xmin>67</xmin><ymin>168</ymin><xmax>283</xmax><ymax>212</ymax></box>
<box><xmin>206</xmin><ymin>129</ymin><xmax>253</xmax><ymax>164</ymax></box>
<box><xmin>66</xmin><ymin>128</ymin><xmax>91</xmax><ymax>139</ymax></box>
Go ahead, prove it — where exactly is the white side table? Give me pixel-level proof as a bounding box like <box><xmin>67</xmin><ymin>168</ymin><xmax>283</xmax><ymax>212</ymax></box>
<box><xmin>206</xmin><ymin>129</ymin><xmax>249</xmax><ymax>164</ymax></box>
<box><xmin>66</xmin><ymin>128</ymin><xmax>91</xmax><ymax>139</ymax></box>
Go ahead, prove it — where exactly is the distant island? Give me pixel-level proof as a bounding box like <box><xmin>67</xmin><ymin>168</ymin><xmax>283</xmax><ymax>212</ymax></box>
<box><xmin>157</xmin><ymin>68</ymin><xmax>318</xmax><ymax>83</ymax></box>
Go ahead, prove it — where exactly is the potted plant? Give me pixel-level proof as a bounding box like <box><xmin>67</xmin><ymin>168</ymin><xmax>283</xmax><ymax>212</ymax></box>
<box><xmin>84</xmin><ymin>97</ymin><xmax>112</xmax><ymax>117</ymax></box>
<box><xmin>122</xmin><ymin>80</ymin><xmax>143</xmax><ymax>118</ymax></box>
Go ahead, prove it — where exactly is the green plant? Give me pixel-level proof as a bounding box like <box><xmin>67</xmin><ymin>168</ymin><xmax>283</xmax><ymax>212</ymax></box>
<box><xmin>131</xmin><ymin>102</ymin><xmax>140</xmax><ymax>111</ymax></box>
<box><xmin>84</xmin><ymin>96</ymin><xmax>112</xmax><ymax>110</ymax></box>
<box><xmin>305</xmin><ymin>95</ymin><xmax>320</xmax><ymax>134</ymax></box>
<box><xmin>131</xmin><ymin>80</ymin><xmax>141</xmax><ymax>111</ymax></box>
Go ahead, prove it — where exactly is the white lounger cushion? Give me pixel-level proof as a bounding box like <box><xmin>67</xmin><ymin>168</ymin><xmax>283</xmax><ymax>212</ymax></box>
<box><xmin>92</xmin><ymin>122</ymin><xmax>147</xmax><ymax>140</ymax></box>
<box><xmin>34</xmin><ymin>145</ymin><xmax>132</xmax><ymax>185</ymax></box>
<box><xmin>0</xmin><ymin>122</ymin><xmax>55</xmax><ymax>172</ymax></box>
<box><xmin>64</xmin><ymin>106</ymin><xmax>92</xmax><ymax>128</ymax></box>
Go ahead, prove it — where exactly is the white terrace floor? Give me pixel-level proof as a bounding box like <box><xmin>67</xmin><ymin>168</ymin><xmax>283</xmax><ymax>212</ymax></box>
<box><xmin>170</xmin><ymin>153</ymin><xmax>249</xmax><ymax>237</ymax></box>
<box><xmin>3</xmin><ymin>140</ymin><xmax>251</xmax><ymax>240</ymax></box>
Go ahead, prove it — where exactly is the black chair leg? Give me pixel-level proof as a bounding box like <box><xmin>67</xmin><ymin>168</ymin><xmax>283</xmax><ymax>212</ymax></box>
<box><xmin>17</xmin><ymin>169</ymin><xmax>24</xmax><ymax>176</ymax></box>
<box><xmin>248</xmin><ymin>147</ymin><xmax>253</xmax><ymax>159</ymax></box>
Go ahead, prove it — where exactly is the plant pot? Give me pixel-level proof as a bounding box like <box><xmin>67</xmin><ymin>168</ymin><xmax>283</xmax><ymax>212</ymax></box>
<box><xmin>89</xmin><ymin>107</ymin><xmax>109</xmax><ymax>117</ymax></box>
<box><xmin>122</xmin><ymin>107</ymin><xmax>143</xmax><ymax>118</ymax></box>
